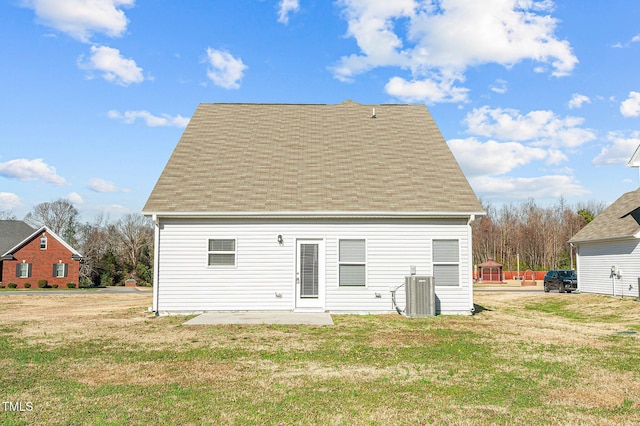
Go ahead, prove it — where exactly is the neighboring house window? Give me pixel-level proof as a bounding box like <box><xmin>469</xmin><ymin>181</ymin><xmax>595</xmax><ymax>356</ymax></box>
<box><xmin>40</xmin><ymin>235</ymin><xmax>47</xmax><ymax>250</ymax></box>
<box><xmin>16</xmin><ymin>263</ymin><xmax>32</xmax><ymax>278</ymax></box>
<box><xmin>53</xmin><ymin>263</ymin><xmax>68</xmax><ymax>278</ymax></box>
<box><xmin>208</xmin><ymin>239</ymin><xmax>236</xmax><ymax>266</ymax></box>
<box><xmin>433</xmin><ymin>239</ymin><xmax>459</xmax><ymax>286</ymax></box>
<box><xmin>339</xmin><ymin>239</ymin><xmax>366</xmax><ymax>286</ymax></box>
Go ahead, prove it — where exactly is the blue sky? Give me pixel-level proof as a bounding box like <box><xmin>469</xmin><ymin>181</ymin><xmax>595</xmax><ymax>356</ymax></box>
<box><xmin>2</xmin><ymin>0</ymin><xmax>640</xmax><ymax>220</ymax></box>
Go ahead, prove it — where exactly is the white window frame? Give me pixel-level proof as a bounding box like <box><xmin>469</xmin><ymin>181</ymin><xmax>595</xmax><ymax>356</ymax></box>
<box><xmin>18</xmin><ymin>263</ymin><xmax>30</xmax><ymax>278</ymax></box>
<box><xmin>54</xmin><ymin>263</ymin><xmax>67</xmax><ymax>278</ymax></box>
<box><xmin>40</xmin><ymin>235</ymin><xmax>47</xmax><ymax>250</ymax></box>
<box><xmin>207</xmin><ymin>238</ymin><xmax>237</xmax><ymax>267</ymax></box>
<box><xmin>338</xmin><ymin>238</ymin><xmax>367</xmax><ymax>287</ymax></box>
<box><xmin>432</xmin><ymin>239</ymin><xmax>460</xmax><ymax>287</ymax></box>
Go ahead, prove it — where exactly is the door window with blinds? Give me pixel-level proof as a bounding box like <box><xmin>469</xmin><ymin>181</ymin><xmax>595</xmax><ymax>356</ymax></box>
<box><xmin>432</xmin><ymin>239</ymin><xmax>459</xmax><ymax>286</ymax></box>
<box><xmin>208</xmin><ymin>239</ymin><xmax>236</xmax><ymax>266</ymax></box>
<box><xmin>339</xmin><ymin>239</ymin><xmax>366</xmax><ymax>286</ymax></box>
<box><xmin>299</xmin><ymin>243</ymin><xmax>319</xmax><ymax>298</ymax></box>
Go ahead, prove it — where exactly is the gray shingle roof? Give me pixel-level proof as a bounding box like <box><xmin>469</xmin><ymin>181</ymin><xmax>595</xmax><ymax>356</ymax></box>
<box><xmin>143</xmin><ymin>101</ymin><xmax>483</xmax><ymax>216</ymax></box>
<box><xmin>569</xmin><ymin>188</ymin><xmax>640</xmax><ymax>243</ymax></box>
<box><xmin>0</xmin><ymin>220</ymin><xmax>35</xmax><ymax>255</ymax></box>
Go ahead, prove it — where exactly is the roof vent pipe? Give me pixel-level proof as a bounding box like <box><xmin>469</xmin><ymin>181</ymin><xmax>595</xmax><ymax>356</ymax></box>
<box><xmin>371</xmin><ymin>108</ymin><xmax>376</xmax><ymax>119</ymax></box>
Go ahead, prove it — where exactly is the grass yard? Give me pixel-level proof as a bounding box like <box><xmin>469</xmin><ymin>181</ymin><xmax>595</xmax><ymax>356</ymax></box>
<box><xmin>1</xmin><ymin>291</ymin><xmax>639</xmax><ymax>425</ymax></box>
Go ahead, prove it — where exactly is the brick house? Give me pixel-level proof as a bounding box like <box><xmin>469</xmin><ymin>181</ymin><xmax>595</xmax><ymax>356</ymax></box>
<box><xmin>0</xmin><ymin>220</ymin><xmax>82</xmax><ymax>288</ymax></box>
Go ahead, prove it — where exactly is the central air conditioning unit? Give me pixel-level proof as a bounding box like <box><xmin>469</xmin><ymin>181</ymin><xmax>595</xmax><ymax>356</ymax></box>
<box><xmin>405</xmin><ymin>275</ymin><xmax>435</xmax><ymax>317</ymax></box>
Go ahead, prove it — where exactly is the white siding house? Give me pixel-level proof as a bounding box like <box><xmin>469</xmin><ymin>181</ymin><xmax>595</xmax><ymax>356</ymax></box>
<box><xmin>570</xmin><ymin>188</ymin><xmax>640</xmax><ymax>297</ymax></box>
<box><xmin>143</xmin><ymin>101</ymin><xmax>484</xmax><ymax>314</ymax></box>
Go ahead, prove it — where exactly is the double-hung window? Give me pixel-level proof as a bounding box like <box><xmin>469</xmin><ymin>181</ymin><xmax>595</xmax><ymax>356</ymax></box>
<box><xmin>16</xmin><ymin>263</ymin><xmax>31</xmax><ymax>278</ymax></box>
<box><xmin>53</xmin><ymin>263</ymin><xmax>68</xmax><ymax>278</ymax></box>
<box><xmin>432</xmin><ymin>239</ymin><xmax>459</xmax><ymax>287</ymax></box>
<box><xmin>339</xmin><ymin>239</ymin><xmax>366</xmax><ymax>286</ymax></box>
<box><xmin>40</xmin><ymin>235</ymin><xmax>47</xmax><ymax>250</ymax></box>
<box><xmin>208</xmin><ymin>239</ymin><xmax>236</xmax><ymax>266</ymax></box>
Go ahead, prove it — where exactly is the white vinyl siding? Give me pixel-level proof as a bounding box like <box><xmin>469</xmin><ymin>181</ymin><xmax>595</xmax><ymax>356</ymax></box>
<box><xmin>154</xmin><ymin>218</ymin><xmax>473</xmax><ymax>314</ymax></box>
<box><xmin>208</xmin><ymin>239</ymin><xmax>236</xmax><ymax>266</ymax></box>
<box><xmin>433</xmin><ymin>239</ymin><xmax>459</xmax><ymax>287</ymax></box>
<box><xmin>575</xmin><ymin>239</ymin><xmax>640</xmax><ymax>297</ymax></box>
<box><xmin>339</xmin><ymin>239</ymin><xmax>366</xmax><ymax>286</ymax></box>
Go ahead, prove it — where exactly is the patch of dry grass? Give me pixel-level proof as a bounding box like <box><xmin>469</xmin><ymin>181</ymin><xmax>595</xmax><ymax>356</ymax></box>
<box><xmin>1</xmin><ymin>291</ymin><xmax>639</xmax><ymax>425</ymax></box>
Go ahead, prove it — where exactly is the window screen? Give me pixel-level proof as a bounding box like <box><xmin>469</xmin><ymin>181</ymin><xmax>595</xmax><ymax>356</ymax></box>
<box><xmin>208</xmin><ymin>239</ymin><xmax>236</xmax><ymax>266</ymax></box>
<box><xmin>339</xmin><ymin>239</ymin><xmax>366</xmax><ymax>286</ymax></box>
<box><xmin>433</xmin><ymin>239</ymin><xmax>459</xmax><ymax>287</ymax></box>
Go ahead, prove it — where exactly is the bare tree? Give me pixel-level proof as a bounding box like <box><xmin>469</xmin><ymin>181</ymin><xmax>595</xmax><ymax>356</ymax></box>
<box><xmin>76</xmin><ymin>213</ymin><xmax>114</xmax><ymax>284</ymax></box>
<box><xmin>0</xmin><ymin>210</ymin><xmax>17</xmax><ymax>220</ymax></box>
<box><xmin>24</xmin><ymin>199</ymin><xmax>79</xmax><ymax>244</ymax></box>
<box><xmin>116</xmin><ymin>213</ymin><xmax>153</xmax><ymax>278</ymax></box>
<box><xmin>473</xmin><ymin>198</ymin><xmax>603</xmax><ymax>272</ymax></box>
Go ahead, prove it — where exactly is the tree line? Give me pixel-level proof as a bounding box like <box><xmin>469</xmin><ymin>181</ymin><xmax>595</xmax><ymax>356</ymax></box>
<box><xmin>472</xmin><ymin>198</ymin><xmax>606</xmax><ymax>272</ymax></box>
<box><xmin>1</xmin><ymin>200</ymin><xmax>153</xmax><ymax>287</ymax></box>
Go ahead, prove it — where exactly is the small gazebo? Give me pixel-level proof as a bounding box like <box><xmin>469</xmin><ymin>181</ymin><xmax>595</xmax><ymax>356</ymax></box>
<box><xmin>478</xmin><ymin>258</ymin><xmax>504</xmax><ymax>283</ymax></box>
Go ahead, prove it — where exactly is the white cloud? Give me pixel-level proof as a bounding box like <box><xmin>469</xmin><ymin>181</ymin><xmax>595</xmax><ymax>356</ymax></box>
<box><xmin>87</xmin><ymin>178</ymin><xmax>131</xmax><ymax>193</ymax></box>
<box><xmin>79</xmin><ymin>203</ymin><xmax>132</xmax><ymax>221</ymax></box>
<box><xmin>22</xmin><ymin>0</ymin><xmax>134</xmax><ymax>43</ymax></box>
<box><xmin>0</xmin><ymin>158</ymin><xmax>67</xmax><ymax>185</ymax></box>
<box><xmin>277</xmin><ymin>0</ymin><xmax>300</xmax><ymax>24</ymax></box>
<box><xmin>592</xmin><ymin>132</ymin><xmax>640</xmax><ymax>166</ymax></box>
<box><xmin>385</xmin><ymin>74</ymin><xmax>469</xmax><ymax>104</ymax></box>
<box><xmin>613</xmin><ymin>35</ymin><xmax>640</xmax><ymax>49</ymax></box>
<box><xmin>568</xmin><ymin>93</ymin><xmax>590</xmax><ymax>109</ymax></box>
<box><xmin>333</xmin><ymin>0</ymin><xmax>578</xmax><ymax>103</ymax></box>
<box><xmin>450</xmin><ymin>104</ymin><xmax>594</xmax><ymax>202</ymax></box>
<box><xmin>490</xmin><ymin>79</ymin><xmax>508</xmax><ymax>94</ymax></box>
<box><xmin>205</xmin><ymin>48</ymin><xmax>247</xmax><ymax>89</ymax></box>
<box><xmin>331</xmin><ymin>0</ymin><xmax>414</xmax><ymax>82</ymax></box>
<box><xmin>64</xmin><ymin>192</ymin><xmax>84</xmax><ymax>205</ymax></box>
<box><xmin>620</xmin><ymin>91</ymin><xmax>640</xmax><ymax>117</ymax></box>
<box><xmin>79</xmin><ymin>45</ymin><xmax>143</xmax><ymax>86</ymax></box>
<box><xmin>464</xmin><ymin>106</ymin><xmax>596</xmax><ymax>148</ymax></box>
<box><xmin>545</xmin><ymin>149</ymin><xmax>568</xmax><ymax>165</ymax></box>
<box><xmin>448</xmin><ymin>138</ymin><xmax>547</xmax><ymax>177</ymax></box>
<box><xmin>0</xmin><ymin>192</ymin><xmax>22</xmax><ymax>210</ymax></box>
<box><xmin>470</xmin><ymin>175</ymin><xmax>590</xmax><ymax>200</ymax></box>
<box><xmin>108</xmin><ymin>110</ymin><xmax>190</xmax><ymax>127</ymax></box>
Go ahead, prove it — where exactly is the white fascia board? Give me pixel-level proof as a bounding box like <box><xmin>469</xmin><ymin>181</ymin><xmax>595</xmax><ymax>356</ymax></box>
<box><xmin>627</xmin><ymin>144</ymin><xmax>640</xmax><ymax>167</ymax></box>
<box><xmin>570</xmin><ymin>234</ymin><xmax>639</xmax><ymax>245</ymax></box>
<box><xmin>3</xmin><ymin>226</ymin><xmax>83</xmax><ymax>258</ymax></box>
<box><xmin>142</xmin><ymin>210</ymin><xmax>486</xmax><ymax>219</ymax></box>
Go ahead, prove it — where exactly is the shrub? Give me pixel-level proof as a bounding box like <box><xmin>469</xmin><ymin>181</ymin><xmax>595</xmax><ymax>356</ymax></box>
<box><xmin>24</xmin><ymin>282</ymin><xmax>31</xmax><ymax>288</ymax></box>
<box><xmin>51</xmin><ymin>284</ymin><xmax>58</xmax><ymax>288</ymax></box>
<box><xmin>8</xmin><ymin>283</ymin><xmax>17</xmax><ymax>289</ymax></box>
<box><xmin>37</xmin><ymin>279</ymin><xmax>49</xmax><ymax>288</ymax></box>
<box><xmin>66</xmin><ymin>282</ymin><xmax>76</xmax><ymax>289</ymax></box>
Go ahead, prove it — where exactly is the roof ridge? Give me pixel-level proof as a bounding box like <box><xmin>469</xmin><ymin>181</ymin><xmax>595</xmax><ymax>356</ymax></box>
<box><xmin>196</xmin><ymin>100</ymin><xmax>418</xmax><ymax>107</ymax></box>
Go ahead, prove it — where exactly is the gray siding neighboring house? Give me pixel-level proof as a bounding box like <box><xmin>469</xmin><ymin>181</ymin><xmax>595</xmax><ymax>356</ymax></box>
<box><xmin>143</xmin><ymin>101</ymin><xmax>484</xmax><ymax>314</ymax></box>
<box><xmin>569</xmin><ymin>188</ymin><xmax>640</xmax><ymax>297</ymax></box>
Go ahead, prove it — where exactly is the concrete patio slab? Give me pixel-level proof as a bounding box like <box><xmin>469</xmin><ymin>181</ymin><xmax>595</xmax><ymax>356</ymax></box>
<box><xmin>183</xmin><ymin>311</ymin><xmax>334</xmax><ymax>326</ymax></box>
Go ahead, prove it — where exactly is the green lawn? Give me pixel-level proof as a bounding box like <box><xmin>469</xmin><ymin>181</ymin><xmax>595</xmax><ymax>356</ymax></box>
<box><xmin>1</xmin><ymin>292</ymin><xmax>639</xmax><ymax>425</ymax></box>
